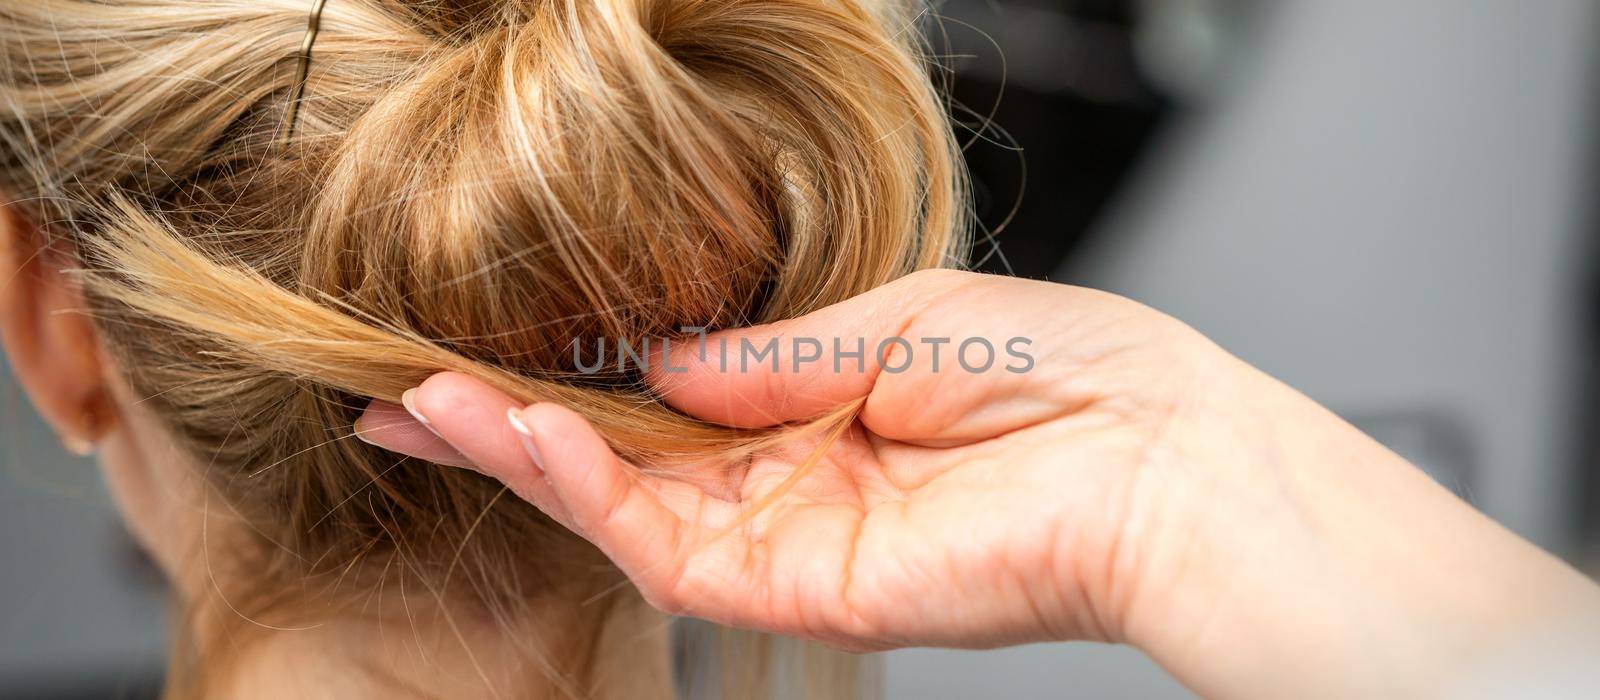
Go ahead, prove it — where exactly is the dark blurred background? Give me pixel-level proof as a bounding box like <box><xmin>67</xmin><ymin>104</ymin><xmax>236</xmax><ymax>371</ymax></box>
<box><xmin>3</xmin><ymin>0</ymin><xmax>1598</xmax><ymax>697</ymax></box>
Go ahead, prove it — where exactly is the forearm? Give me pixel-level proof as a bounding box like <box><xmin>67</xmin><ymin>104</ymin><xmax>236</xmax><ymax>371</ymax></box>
<box><xmin>1122</xmin><ymin>353</ymin><xmax>1600</xmax><ymax>699</ymax></box>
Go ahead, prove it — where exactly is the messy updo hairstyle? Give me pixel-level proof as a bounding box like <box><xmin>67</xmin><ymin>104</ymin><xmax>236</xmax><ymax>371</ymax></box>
<box><xmin>1</xmin><ymin>0</ymin><xmax>967</xmax><ymax>695</ymax></box>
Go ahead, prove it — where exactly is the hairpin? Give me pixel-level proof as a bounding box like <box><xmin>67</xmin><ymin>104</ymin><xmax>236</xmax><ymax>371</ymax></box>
<box><xmin>278</xmin><ymin>0</ymin><xmax>329</xmax><ymax>147</ymax></box>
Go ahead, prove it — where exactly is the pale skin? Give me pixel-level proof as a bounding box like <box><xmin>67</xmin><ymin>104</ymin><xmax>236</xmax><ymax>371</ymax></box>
<box><xmin>358</xmin><ymin>269</ymin><xmax>1600</xmax><ymax>699</ymax></box>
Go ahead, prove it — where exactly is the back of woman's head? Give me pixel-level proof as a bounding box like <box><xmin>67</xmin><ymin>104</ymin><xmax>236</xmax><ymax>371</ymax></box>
<box><xmin>1</xmin><ymin>0</ymin><xmax>966</xmax><ymax>694</ymax></box>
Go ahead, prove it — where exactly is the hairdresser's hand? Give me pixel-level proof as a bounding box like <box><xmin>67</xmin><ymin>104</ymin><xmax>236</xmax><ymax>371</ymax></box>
<box><xmin>356</xmin><ymin>269</ymin><xmax>1600</xmax><ymax>699</ymax></box>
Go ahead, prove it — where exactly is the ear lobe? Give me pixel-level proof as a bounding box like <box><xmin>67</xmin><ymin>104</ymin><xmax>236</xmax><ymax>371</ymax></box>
<box><xmin>0</xmin><ymin>202</ymin><xmax>116</xmax><ymax>453</ymax></box>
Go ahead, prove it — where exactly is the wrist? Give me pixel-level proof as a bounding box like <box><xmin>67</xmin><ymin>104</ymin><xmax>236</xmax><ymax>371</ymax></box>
<box><xmin>1117</xmin><ymin>351</ymin><xmax>1600</xmax><ymax>698</ymax></box>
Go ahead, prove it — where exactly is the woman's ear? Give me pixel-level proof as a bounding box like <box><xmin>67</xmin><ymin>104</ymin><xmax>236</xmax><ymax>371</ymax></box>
<box><xmin>0</xmin><ymin>202</ymin><xmax>114</xmax><ymax>455</ymax></box>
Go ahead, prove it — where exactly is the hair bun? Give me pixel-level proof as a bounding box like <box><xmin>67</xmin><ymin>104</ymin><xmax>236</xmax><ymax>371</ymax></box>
<box><xmin>295</xmin><ymin>0</ymin><xmax>964</xmax><ymax>372</ymax></box>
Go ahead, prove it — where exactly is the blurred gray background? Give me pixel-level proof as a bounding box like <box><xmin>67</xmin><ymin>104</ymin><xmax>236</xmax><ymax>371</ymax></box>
<box><xmin>4</xmin><ymin>0</ymin><xmax>1599</xmax><ymax>697</ymax></box>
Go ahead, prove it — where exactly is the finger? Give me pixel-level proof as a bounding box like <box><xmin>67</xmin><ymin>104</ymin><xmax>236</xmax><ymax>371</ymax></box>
<box><xmin>407</xmin><ymin>373</ymin><xmax>576</xmax><ymax>529</ymax></box>
<box><xmin>646</xmin><ymin>269</ymin><xmax>961</xmax><ymax>427</ymax></box>
<box><xmin>649</xmin><ymin>269</ymin><xmax>1071</xmax><ymax>445</ymax></box>
<box><xmin>512</xmin><ymin>401</ymin><xmax>725</xmax><ymax>614</ymax></box>
<box><xmin>353</xmin><ymin>400</ymin><xmax>475</xmax><ymax>469</ymax></box>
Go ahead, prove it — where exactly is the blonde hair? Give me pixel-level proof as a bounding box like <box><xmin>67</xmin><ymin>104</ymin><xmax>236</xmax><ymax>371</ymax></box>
<box><xmin>1</xmin><ymin>0</ymin><xmax>967</xmax><ymax>696</ymax></box>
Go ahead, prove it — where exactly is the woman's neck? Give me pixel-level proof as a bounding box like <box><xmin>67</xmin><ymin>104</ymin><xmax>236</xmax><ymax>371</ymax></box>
<box><xmin>194</xmin><ymin>588</ymin><xmax>674</xmax><ymax>699</ymax></box>
<box><xmin>99</xmin><ymin>401</ymin><xmax>673</xmax><ymax>699</ymax></box>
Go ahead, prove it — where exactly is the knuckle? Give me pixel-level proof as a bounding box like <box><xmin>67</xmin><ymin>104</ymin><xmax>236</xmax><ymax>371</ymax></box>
<box><xmin>901</xmin><ymin>267</ymin><xmax>970</xmax><ymax>291</ymax></box>
<box><xmin>589</xmin><ymin>470</ymin><xmax>632</xmax><ymax>530</ymax></box>
<box><xmin>907</xmin><ymin>266</ymin><xmax>966</xmax><ymax>282</ymax></box>
<box><xmin>638</xmin><ymin>587</ymin><xmax>686</xmax><ymax>616</ymax></box>
<box><xmin>643</xmin><ymin>567</ymin><xmax>692</xmax><ymax>617</ymax></box>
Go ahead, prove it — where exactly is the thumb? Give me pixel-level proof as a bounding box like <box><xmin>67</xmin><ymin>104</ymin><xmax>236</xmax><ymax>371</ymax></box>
<box><xmin>646</xmin><ymin>269</ymin><xmax>968</xmax><ymax>427</ymax></box>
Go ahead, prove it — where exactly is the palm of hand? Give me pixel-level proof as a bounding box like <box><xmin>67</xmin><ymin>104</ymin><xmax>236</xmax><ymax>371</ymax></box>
<box><xmin>657</xmin><ymin>413</ymin><xmax>1161</xmax><ymax>652</ymax></box>
<box><xmin>598</xmin><ymin>329</ymin><xmax>1197</xmax><ymax>652</ymax></box>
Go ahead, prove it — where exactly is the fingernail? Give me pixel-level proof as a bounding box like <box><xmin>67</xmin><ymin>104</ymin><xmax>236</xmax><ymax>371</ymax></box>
<box><xmin>400</xmin><ymin>388</ymin><xmax>430</xmax><ymax>426</ymax></box>
<box><xmin>401</xmin><ymin>387</ymin><xmax>447</xmax><ymax>439</ymax></box>
<box><xmin>506</xmin><ymin>407</ymin><xmax>546</xmax><ymax>474</ymax></box>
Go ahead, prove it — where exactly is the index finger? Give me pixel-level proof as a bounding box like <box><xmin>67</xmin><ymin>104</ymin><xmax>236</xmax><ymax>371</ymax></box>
<box><xmin>646</xmin><ymin>269</ymin><xmax>965</xmax><ymax>427</ymax></box>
